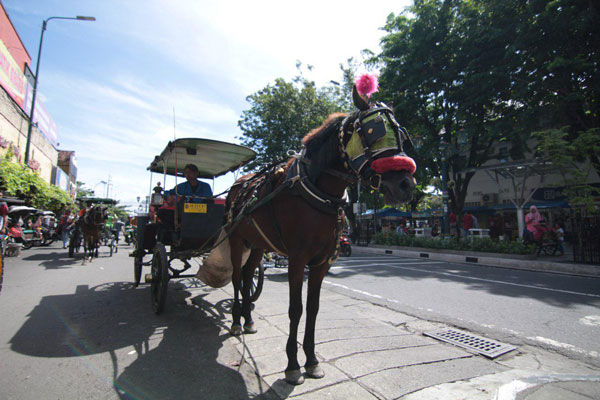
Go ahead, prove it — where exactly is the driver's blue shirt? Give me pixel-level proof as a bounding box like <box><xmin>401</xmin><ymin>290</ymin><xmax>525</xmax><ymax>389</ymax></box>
<box><xmin>166</xmin><ymin>180</ymin><xmax>212</xmax><ymax>203</ymax></box>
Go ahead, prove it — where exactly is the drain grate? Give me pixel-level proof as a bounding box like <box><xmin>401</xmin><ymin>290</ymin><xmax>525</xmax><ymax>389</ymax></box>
<box><xmin>424</xmin><ymin>328</ymin><xmax>516</xmax><ymax>358</ymax></box>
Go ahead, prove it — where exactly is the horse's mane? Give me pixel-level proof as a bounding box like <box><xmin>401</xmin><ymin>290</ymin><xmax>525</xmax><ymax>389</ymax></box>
<box><xmin>301</xmin><ymin>113</ymin><xmax>346</xmax><ymax>179</ymax></box>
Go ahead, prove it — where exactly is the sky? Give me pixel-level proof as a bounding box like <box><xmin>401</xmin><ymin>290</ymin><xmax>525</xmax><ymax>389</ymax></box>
<box><xmin>4</xmin><ymin>0</ymin><xmax>411</xmax><ymax>212</ymax></box>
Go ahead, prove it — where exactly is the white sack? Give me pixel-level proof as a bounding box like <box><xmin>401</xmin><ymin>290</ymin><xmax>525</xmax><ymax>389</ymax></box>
<box><xmin>196</xmin><ymin>228</ymin><xmax>250</xmax><ymax>288</ymax></box>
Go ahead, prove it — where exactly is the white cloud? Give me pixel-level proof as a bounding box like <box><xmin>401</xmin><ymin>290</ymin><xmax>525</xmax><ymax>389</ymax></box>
<box><xmin>4</xmin><ymin>0</ymin><xmax>411</xmax><ymax>208</ymax></box>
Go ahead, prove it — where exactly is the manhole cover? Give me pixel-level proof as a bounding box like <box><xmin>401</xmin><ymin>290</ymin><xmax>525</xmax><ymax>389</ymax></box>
<box><xmin>424</xmin><ymin>328</ymin><xmax>516</xmax><ymax>358</ymax></box>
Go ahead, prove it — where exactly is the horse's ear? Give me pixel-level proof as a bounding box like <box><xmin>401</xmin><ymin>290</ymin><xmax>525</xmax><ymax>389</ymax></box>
<box><xmin>352</xmin><ymin>85</ymin><xmax>370</xmax><ymax>111</ymax></box>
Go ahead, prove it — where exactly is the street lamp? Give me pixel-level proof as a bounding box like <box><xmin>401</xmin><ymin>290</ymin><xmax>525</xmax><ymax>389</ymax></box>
<box><xmin>413</xmin><ymin>127</ymin><xmax>468</xmax><ymax>236</ymax></box>
<box><xmin>93</xmin><ymin>180</ymin><xmax>107</xmax><ymax>196</ymax></box>
<box><xmin>24</xmin><ymin>15</ymin><xmax>96</xmax><ymax>165</ymax></box>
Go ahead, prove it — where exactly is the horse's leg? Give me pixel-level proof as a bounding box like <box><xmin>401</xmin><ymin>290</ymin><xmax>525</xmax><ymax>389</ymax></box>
<box><xmin>241</xmin><ymin>249</ymin><xmax>264</xmax><ymax>333</ymax></box>
<box><xmin>285</xmin><ymin>257</ymin><xmax>306</xmax><ymax>385</ymax></box>
<box><xmin>303</xmin><ymin>263</ymin><xmax>329</xmax><ymax>379</ymax></box>
<box><xmin>229</xmin><ymin>234</ymin><xmax>244</xmax><ymax>336</ymax></box>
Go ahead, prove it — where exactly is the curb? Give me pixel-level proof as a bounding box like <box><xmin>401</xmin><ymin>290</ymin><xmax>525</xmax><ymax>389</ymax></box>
<box><xmin>352</xmin><ymin>245</ymin><xmax>600</xmax><ymax>278</ymax></box>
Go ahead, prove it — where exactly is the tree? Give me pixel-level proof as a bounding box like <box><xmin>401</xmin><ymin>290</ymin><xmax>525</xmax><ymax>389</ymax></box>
<box><xmin>534</xmin><ymin>127</ymin><xmax>600</xmax><ymax>213</ymax></box>
<box><xmin>75</xmin><ymin>181</ymin><xmax>94</xmax><ymax>200</ymax></box>
<box><xmin>0</xmin><ymin>153</ymin><xmax>73</xmax><ymax>213</ymax></box>
<box><xmin>373</xmin><ymin>0</ymin><xmax>600</xmax><ymax>216</ymax></box>
<box><xmin>237</xmin><ymin>70</ymin><xmax>343</xmax><ymax>171</ymax></box>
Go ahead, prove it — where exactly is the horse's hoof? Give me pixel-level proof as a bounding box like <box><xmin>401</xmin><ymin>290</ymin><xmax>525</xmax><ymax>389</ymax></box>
<box><xmin>305</xmin><ymin>364</ymin><xmax>325</xmax><ymax>379</ymax></box>
<box><xmin>284</xmin><ymin>369</ymin><xmax>304</xmax><ymax>385</ymax></box>
<box><xmin>243</xmin><ymin>322</ymin><xmax>257</xmax><ymax>334</ymax></box>
<box><xmin>230</xmin><ymin>324</ymin><xmax>243</xmax><ymax>336</ymax></box>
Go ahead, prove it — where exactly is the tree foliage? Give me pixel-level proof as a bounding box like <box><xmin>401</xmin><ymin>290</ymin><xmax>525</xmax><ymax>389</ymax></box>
<box><xmin>237</xmin><ymin>71</ymin><xmax>343</xmax><ymax>171</ymax></box>
<box><xmin>0</xmin><ymin>153</ymin><xmax>73</xmax><ymax>213</ymax></box>
<box><xmin>372</xmin><ymin>0</ymin><xmax>600</xmax><ymax>213</ymax></box>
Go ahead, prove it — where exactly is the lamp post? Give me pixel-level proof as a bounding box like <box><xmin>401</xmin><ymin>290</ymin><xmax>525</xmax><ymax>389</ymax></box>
<box><xmin>94</xmin><ymin>180</ymin><xmax>107</xmax><ymax>196</ymax></box>
<box><xmin>24</xmin><ymin>15</ymin><xmax>96</xmax><ymax>165</ymax></box>
<box><xmin>413</xmin><ymin>127</ymin><xmax>468</xmax><ymax>236</ymax></box>
<box><xmin>438</xmin><ymin>128</ymin><xmax>450</xmax><ymax>235</ymax></box>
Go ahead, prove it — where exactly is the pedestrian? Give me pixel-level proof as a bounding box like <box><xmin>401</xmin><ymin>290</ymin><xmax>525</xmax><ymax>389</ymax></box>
<box><xmin>524</xmin><ymin>205</ymin><xmax>542</xmax><ymax>244</ymax></box>
<box><xmin>0</xmin><ymin>191</ymin><xmax>9</xmax><ymax>235</ymax></box>
<box><xmin>57</xmin><ymin>210</ymin><xmax>72</xmax><ymax>249</ymax></box>
<box><xmin>462</xmin><ymin>212</ymin><xmax>474</xmax><ymax>237</ymax></box>
<box><xmin>449</xmin><ymin>212</ymin><xmax>457</xmax><ymax>236</ymax></box>
<box><xmin>554</xmin><ymin>223</ymin><xmax>565</xmax><ymax>256</ymax></box>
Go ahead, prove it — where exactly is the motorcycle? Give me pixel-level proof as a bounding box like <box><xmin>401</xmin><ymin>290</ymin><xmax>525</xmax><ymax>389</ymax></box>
<box><xmin>124</xmin><ymin>226</ymin><xmax>136</xmax><ymax>245</ymax></box>
<box><xmin>339</xmin><ymin>233</ymin><xmax>352</xmax><ymax>257</ymax></box>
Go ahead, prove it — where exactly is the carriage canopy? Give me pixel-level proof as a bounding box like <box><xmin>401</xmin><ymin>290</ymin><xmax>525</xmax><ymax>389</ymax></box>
<box><xmin>78</xmin><ymin>197</ymin><xmax>118</xmax><ymax>206</ymax></box>
<box><xmin>147</xmin><ymin>138</ymin><xmax>257</xmax><ymax>179</ymax></box>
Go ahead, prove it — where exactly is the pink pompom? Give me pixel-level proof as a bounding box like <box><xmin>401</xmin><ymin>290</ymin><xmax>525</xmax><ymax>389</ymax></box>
<box><xmin>355</xmin><ymin>74</ymin><xmax>379</xmax><ymax>97</ymax></box>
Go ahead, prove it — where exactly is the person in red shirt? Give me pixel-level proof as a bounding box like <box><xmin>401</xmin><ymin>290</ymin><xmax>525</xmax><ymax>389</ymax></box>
<box><xmin>462</xmin><ymin>212</ymin><xmax>474</xmax><ymax>236</ymax></box>
<box><xmin>0</xmin><ymin>191</ymin><xmax>9</xmax><ymax>234</ymax></box>
<box><xmin>449</xmin><ymin>212</ymin><xmax>457</xmax><ymax>236</ymax></box>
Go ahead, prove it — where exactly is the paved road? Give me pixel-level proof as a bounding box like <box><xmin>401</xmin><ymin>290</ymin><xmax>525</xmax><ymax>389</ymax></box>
<box><xmin>0</xmin><ymin>243</ymin><xmax>271</xmax><ymax>400</ymax></box>
<box><xmin>324</xmin><ymin>251</ymin><xmax>600</xmax><ymax>365</ymax></box>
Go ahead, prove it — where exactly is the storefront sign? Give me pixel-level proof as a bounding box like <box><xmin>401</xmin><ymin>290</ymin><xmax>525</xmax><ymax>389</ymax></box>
<box><xmin>24</xmin><ymin>83</ymin><xmax>59</xmax><ymax>148</ymax></box>
<box><xmin>0</xmin><ymin>39</ymin><xmax>26</xmax><ymax>108</ymax></box>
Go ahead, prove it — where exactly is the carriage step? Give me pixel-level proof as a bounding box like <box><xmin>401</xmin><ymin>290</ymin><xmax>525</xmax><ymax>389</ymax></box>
<box><xmin>144</xmin><ymin>273</ymin><xmax>153</xmax><ymax>283</ymax></box>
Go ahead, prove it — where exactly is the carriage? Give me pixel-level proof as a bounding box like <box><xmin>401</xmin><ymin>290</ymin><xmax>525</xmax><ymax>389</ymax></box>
<box><xmin>133</xmin><ymin>138</ymin><xmax>262</xmax><ymax>314</ymax></box>
<box><xmin>70</xmin><ymin>197</ymin><xmax>117</xmax><ymax>258</ymax></box>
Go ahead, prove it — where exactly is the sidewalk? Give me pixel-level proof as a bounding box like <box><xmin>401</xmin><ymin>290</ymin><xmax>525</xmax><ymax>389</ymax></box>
<box><xmin>187</xmin><ymin>265</ymin><xmax>600</xmax><ymax>400</ymax></box>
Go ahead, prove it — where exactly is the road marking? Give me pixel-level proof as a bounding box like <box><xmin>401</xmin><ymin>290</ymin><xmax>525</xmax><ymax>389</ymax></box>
<box><xmin>579</xmin><ymin>315</ymin><xmax>600</xmax><ymax>327</ymax></box>
<box><xmin>526</xmin><ymin>336</ymin><xmax>599</xmax><ymax>358</ymax></box>
<box><xmin>330</xmin><ymin>262</ymin><xmax>445</xmax><ymax>269</ymax></box>
<box><xmin>368</xmin><ymin>263</ymin><xmax>600</xmax><ymax>299</ymax></box>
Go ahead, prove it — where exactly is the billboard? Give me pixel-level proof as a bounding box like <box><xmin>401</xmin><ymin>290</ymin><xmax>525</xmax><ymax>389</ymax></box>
<box><xmin>0</xmin><ymin>39</ymin><xmax>26</xmax><ymax>108</ymax></box>
<box><xmin>24</xmin><ymin>65</ymin><xmax>59</xmax><ymax>148</ymax></box>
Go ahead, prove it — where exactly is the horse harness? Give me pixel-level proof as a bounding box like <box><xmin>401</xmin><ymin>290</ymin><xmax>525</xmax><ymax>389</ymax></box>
<box><xmin>224</xmin><ymin>103</ymin><xmax>411</xmax><ymax>265</ymax></box>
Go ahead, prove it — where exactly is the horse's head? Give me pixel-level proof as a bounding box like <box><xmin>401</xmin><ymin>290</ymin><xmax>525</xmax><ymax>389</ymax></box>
<box><xmin>87</xmin><ymin>205</ymin><xmax>108</xmax><ymax>225</ymax></box>
<box><xmin>338</xmin><ymin>85</ymin><xmax>416</xmax><ymax>205</ymax></box>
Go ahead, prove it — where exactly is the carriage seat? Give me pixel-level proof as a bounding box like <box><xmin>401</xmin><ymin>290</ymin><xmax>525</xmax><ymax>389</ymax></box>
<box><xmin>155</xmin><ymin>197</ymin><xmax>226</xmax><ymax>250</ymax></box>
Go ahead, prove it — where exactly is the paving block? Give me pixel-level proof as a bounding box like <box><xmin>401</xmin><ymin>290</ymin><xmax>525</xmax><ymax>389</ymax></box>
<box><xmin>236</xmin><ymin>335</ymin><xmax>287</xmax><ymax>359</ymax></box>
<box><xmin>262</xmin><ymin>363</ymin><xmax>348</xmax><ymax>399</ymax></box>
<box><xmin>358</xmin><ymin>356</ymin><xmax>506</xmax><ymax>399</ymax></box>
<box><xmin>291</xmin><ymin>381</ymin><xmax>379</xmax><ymax>399</ymax></box>
<box><xmin>334</xmin><ymin>344</ymin><xmax>471</xmax><ymax>378</ymax></box>
<box><xmin>345</xmin><ymin>302</ymin><xmax>417</xmax><ymax>327</ymax></box>
<box><xmin>316</xmin><ymin>334</ymin><xmax>434</xmax><ymax>361</ymax></box>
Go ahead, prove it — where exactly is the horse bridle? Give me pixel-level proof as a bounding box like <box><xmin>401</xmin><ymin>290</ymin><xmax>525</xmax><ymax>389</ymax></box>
<box><xmin>337</xmin><ymin>103</ymin><xmax>412</xmax><ymax>190</ymax></box>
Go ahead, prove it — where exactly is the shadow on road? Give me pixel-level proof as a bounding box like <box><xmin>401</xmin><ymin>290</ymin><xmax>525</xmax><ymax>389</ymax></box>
<box><xmin>21</xmin><ymin>250</ymin><xmax>81</xmax><ymax>269</ymax></box>
<box><xmin>9</xmin><ymin>281</ymin><xmax>272</xmax><ymax>399</ymax></box>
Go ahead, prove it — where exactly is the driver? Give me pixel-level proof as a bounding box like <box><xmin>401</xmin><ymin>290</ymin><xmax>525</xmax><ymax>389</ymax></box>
<box><xmin>156</xmin><ymin>164</ymin><xmax>213</xmax><ymax>229</ymax></box>
<box><xmin>165</xmin><ymin>163</ymin><xmax>212</xmax><ymax>203</ymax></box>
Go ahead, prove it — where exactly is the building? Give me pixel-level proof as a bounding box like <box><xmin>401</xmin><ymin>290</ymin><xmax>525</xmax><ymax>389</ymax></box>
<box><xmin>0</xmin><ymin>2</ymin><xmax>76</xmax><ymax>193</ymax></box>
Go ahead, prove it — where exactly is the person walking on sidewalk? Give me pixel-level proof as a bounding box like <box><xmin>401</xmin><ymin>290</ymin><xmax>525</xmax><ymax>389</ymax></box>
<box><xmin>554</xmin><ymin>223</ymin><xmax>565</xmax><ymax>256</ymax></box>
<box><xmin>462</xmin><ymin>212</ymin><xmax>474</xmax><ymax>237</ymax></box>
<box><xmin>525</xmin><ymin>205</ymin><xmax>542</xmax><ymax>244</ymax></box>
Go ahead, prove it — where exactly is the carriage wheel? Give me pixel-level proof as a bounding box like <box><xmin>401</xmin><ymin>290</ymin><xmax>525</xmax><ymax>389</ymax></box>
<box><xmin>151</xmin><ymin>243</ymin><xmax>169</xmax><ymax>314</ymax></box>
<box><xmin>244</xmin><ymin>262</ymin><xmax>264</xmax><ymax>303</ymax></box>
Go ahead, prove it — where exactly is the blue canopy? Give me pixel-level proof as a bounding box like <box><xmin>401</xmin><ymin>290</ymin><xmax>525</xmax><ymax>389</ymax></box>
<box><xmin>360</xmin><ymin>208</ymin><xmax>411</xmax><ymax>218</ymax></box>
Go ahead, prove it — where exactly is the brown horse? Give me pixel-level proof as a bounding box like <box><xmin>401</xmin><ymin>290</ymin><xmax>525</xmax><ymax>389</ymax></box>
<box><xmin>80</xmin><ymin>205</ymin><xmax>108</xmax><ymax>261</ymax></box>
<box><xmin>224</xmin><ymin>88</ymin><xmax>416</xmax><ymax>385</ymax></box>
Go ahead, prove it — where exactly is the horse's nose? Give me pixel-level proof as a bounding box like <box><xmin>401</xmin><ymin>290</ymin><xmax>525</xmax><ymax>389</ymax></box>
<box><xmin>400</xmin><ymin>175</ymin><xmax>415</xmax><ymax>192</ymax></box>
